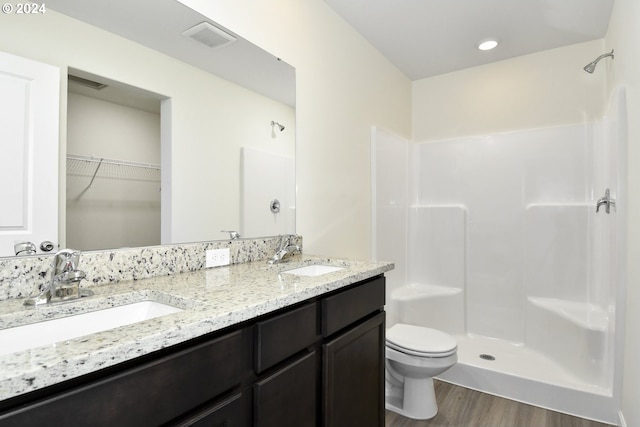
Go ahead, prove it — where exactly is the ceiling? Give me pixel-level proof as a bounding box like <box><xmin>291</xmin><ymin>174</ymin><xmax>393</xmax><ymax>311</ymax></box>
<box><xmin>324</xmin><ymin>0</ymin><xmax>615</xmax><ymax>80</ymax></box>
<box><xmin>46</xmin><ymin>0</ymin><xmax>295</xmax><ymax>107</ymax></box>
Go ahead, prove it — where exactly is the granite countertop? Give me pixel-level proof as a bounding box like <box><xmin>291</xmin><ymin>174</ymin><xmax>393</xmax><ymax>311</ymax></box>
<box><xmin>0</xmin><ymin>255</ymin><xmax>393</xmax><ymax>402</ymax></box>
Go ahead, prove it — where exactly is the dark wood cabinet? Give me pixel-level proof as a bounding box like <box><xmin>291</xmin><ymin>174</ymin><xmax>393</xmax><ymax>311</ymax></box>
<box><xmin>254</xmin><ymin>302</ymin><xmax>319</xmax><ymax>373</ymax></box>
<box><xmin>323</xmin><ymin>312</ymin><xmax>385</xmax><ymax>427</ymax></box>
<box><xmin>321</xmin><ymin>275</ymin><xmax>385</xmax><ymax>426</ymax></box>
<box><xmin>254</xmin><ymin>351</ymin><xmax>317</xmax><ymax>427</ymax></box>
<box><xmin>322</xmin><ymin>275</ymin><xmax>385</xmax><ymax>337</ymax></box>
<box><xmin>173</xmin><ymin>392</ymin><xmax>249</xmax><ymax>427</ymax></box>
<box><xmin>0</xmin><ymin>330</ymin><xmax>243</xmax><ymax>427</ymax></box>
<box><xmin>0</xmin><ymin>275</ymin><xmax>385</xmax><ymax>427</ymax></box>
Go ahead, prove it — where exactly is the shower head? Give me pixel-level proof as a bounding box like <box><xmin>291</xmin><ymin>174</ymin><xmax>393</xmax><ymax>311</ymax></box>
<box><xmin>583</xmin><ymin>49</ymin><xmax>614</xmax><ymax>73</ymax></box>
<box><xmin>271</xmin><ymin>121</ymin><xmax>285</xmax><ymax>132</ymax></box>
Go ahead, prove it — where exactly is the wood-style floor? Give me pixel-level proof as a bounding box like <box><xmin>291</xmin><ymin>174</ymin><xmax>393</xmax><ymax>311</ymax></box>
<box><xmin>385</xmin><ymin>381</ymin><xmax>615</xmax><ymax>427</ymax></box>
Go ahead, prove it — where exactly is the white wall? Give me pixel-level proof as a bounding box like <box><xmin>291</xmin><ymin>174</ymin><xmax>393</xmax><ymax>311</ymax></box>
<box><xmin>240</xmin><ymin>147</ymin><xmax>295</xmax><ymax>237</ymax></box>
<box><xmin>0</xmin><ymin>9</ymin><xmax>295</xmax><ymax>245</ymax></box>
<box><xmin>177</xmin><ymin>0</ymin><xmax>413</xmax><ymax>258</ymax></box>
<box><xmin>604</xmin><ymin>0</ymin><xmax>640</xmax><ymax>425</ymax></box>
<box><xmin>371</xmin><ymin>127</ymin><xmax>410</xmax><ymax>327</ymax></box>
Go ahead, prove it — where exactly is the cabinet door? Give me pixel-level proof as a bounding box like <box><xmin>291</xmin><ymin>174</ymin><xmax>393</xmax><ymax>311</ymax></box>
<box><xmin>323</xmin><ymin>312</ymin><xmax>385</xmax><ymax>427</ymax></box>
<box><xmin>254</xmin><ymin>351</ymin><xmax>317</xmax><ymax>427</ymax></box>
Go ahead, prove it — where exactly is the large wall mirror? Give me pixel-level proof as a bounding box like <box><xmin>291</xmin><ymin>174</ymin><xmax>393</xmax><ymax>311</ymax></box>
<box><xmin>0</xmin><ymin>0</ymin><xmax>296</xmax><ymax>256</ymax></box>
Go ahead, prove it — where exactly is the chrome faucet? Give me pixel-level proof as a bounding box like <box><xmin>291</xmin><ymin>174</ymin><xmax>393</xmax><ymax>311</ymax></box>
<box><xmin>596</xmin><ymin>188</ymin><xmax>616</xmax><ymax>214</ymax></box>
<box><xmin>24</xmin><ymin>249</ymin><xmax>94</xmax><ymax>306</ymax></box>
<box><xmin>267</xmin><ymin>235</ymin><xmax>301</xmax><ymax>264</ymax></box>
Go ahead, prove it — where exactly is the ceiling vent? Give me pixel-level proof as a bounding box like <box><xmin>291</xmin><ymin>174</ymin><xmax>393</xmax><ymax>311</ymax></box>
<box><xmin>68</xmin><ymin>74</ymin><xmax>108</xmax><ymax>90</ymax></box>
<box><xmin>183</xmin><ymin>22</ymin><xmax>237</xmax><ymax>49</ymax></box>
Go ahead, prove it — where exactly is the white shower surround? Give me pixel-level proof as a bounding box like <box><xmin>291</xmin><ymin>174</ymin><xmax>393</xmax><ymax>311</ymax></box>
<box><xmin>372</xmin><ymin>89</ymin><xmax>626</xmax><ymax>424</ymax></box>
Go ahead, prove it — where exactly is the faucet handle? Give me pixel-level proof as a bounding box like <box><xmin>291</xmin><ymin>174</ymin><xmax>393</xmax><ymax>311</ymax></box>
<box><xmin>53</xmin><ymin>249</ymin><xmax>82</xmax><ymax>274</ymax></box>
<box><xmin>278</xmin><ymin>234</ymin><xmax>291</xmax><ymax>250</ymax></box>
<box><xmin>70</xmin><ymin>251</ymin><xmax>81</xmax><ymax>269</ymax></box>
<box><xmin>222</xmin><ymin>230</ymin><xmax>241</xmax><ymax>240</ymax></box>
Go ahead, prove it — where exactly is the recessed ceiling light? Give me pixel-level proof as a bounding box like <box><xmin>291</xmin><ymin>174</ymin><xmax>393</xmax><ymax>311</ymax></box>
<box><xmin>477</xmin><ymin>39</ymin><xmax>499</xmax><ymax>51</ymax></box>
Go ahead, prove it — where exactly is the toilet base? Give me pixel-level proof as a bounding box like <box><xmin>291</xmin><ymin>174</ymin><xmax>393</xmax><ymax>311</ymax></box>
<box><xmin>385</xmin><ymin>376</ymin><xmax>438</xmax><ymax>420</ymax></box>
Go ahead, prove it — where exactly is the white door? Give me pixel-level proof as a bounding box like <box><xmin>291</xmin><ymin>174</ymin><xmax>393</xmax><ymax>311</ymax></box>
<box><xmin>0</xmin><ymin>51</ymin><xmax>60</xmax><ymax>256</ymax></box>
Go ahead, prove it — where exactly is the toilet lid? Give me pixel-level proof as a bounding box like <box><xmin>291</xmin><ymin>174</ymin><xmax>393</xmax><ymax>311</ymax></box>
<box><xmin>386</xmin><ymin>324</ymin><xmax>457</xmax><ymax>357</ymax></box>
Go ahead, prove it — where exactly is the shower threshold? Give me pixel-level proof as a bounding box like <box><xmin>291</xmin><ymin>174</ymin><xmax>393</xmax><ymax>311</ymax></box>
<box><xmin>437</xmin><ymin>334</ymin><xmax>616</xmax><ymax>425</ymax></box>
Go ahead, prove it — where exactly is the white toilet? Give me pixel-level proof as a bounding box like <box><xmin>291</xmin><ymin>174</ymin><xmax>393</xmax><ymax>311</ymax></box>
<box><xmin>385</xmin><ymin>323</ymin><xmax>458</xmax><ymax>420</ymax></box>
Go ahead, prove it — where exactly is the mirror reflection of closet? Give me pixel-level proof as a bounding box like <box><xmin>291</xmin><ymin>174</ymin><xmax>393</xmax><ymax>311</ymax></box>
<box><xmin>66</xmin><ymin>70</ymin><xmax>163</xmax><ymax>251</ymax></box>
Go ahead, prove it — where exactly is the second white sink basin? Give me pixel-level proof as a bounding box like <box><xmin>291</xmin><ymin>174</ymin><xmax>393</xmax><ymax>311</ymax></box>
<box><xmin>0</xmin><ymin>301</ymin><xmax>183</xmax><ymax>356</ymax></box>
<box><xmin>283</xmin><ymin>264</ymin><xmax>345</xmax><ymax>277</ymax></box>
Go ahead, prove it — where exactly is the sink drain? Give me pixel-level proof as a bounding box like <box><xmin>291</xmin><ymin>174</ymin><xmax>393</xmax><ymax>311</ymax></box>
<box><xmin>479</xmin><ymin>354</ymin><xmax>496</xmax><ymax>361</ymax></box>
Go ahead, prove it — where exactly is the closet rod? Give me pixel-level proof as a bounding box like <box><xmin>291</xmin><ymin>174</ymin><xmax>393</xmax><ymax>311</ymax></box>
<box><xmin>67</xmin><ymin>154</ymin><xmax>160</xmax><ymax>170</ymax></box>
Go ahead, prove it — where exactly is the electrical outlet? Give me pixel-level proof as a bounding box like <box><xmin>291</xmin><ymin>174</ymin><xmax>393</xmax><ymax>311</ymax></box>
<box><xmin>206</xmin><ymin>248</ymin><xmax>230</xmax><ymax>268</ymax></box>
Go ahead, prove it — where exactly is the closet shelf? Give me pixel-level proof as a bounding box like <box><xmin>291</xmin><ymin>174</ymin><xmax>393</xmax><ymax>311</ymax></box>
<box><xmin>67</xmin><ymin>154</ymin><xmax>160</xmax><ymax>184</ymax></box>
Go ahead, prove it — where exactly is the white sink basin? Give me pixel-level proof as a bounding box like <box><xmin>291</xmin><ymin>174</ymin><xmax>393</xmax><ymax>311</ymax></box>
<box><xmin>282</xmin><ymin>264</ymin><xmax>345</xmax><ymax>277</ymax></box>
<box><xmin>0</xmin><ymin>301</ymin><xmax>183</xmax><ymax>356</ymax></box>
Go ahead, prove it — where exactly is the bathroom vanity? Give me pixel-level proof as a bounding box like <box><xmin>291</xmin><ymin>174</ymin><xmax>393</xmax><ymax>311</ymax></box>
<box><xmin>0</xmin><ymin>255</ymin><xmax>391</xmax><ymax>426</ymax></box>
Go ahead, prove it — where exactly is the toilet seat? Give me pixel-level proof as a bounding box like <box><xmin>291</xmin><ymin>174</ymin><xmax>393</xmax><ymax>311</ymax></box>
<box><xmin>386</xmin><ymin>324</ymin><xmax>457</xmax><ymax>358</ymax></box>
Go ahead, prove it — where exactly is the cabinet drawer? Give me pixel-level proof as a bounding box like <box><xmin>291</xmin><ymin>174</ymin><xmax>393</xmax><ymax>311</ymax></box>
<box><xmin>254</xmin><ymin>351</ymin><xmax>317</xmax><ymax>427</ymax></box>
<box><xmin>321</xmin><ymin>276</ymin><xmax>385</xmax><ymax>337</ymax></box>
<box><xmin>254</xmin><ymin>302</ymin><xmax>318</xmax><ymax>373</ymax></box>
<box><xmin>0</xmin><ymin>330</ymin><xmax>242</xmax><ymax>427</ymax></box>
<box><xmin>173</xmin><ymin>392</ymin><xmax>248</xmax><ymax>427</ymax></box>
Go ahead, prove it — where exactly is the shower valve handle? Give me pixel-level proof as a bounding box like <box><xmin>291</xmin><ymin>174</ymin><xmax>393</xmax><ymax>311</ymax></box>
<box><xmin>596</xmin><ymin>188</ymin><xmax>615</xmax><ymax>214</ymax></box>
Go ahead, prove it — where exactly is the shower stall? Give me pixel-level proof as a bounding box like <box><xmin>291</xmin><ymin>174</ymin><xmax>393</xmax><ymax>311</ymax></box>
<box><xmin>371</xmin><ymin>88</ymin><xmax>627</xmax><ymax>424</ymax></box>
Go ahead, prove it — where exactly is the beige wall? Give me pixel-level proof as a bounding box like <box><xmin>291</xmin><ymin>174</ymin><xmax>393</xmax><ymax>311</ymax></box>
<box><xmin>412</xmin><ymin>40</ymin><xmax>607</xmax><ymax>142</ymax></box>
<box><xmin>605</xmin><ymin>0</ymin><xmax>640</xmax><ymax>425</ymax></box>
<box><xmin>178</xmin><ymin>0</ymin><xmax>413</xmax><ymax>258</ymax></box>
